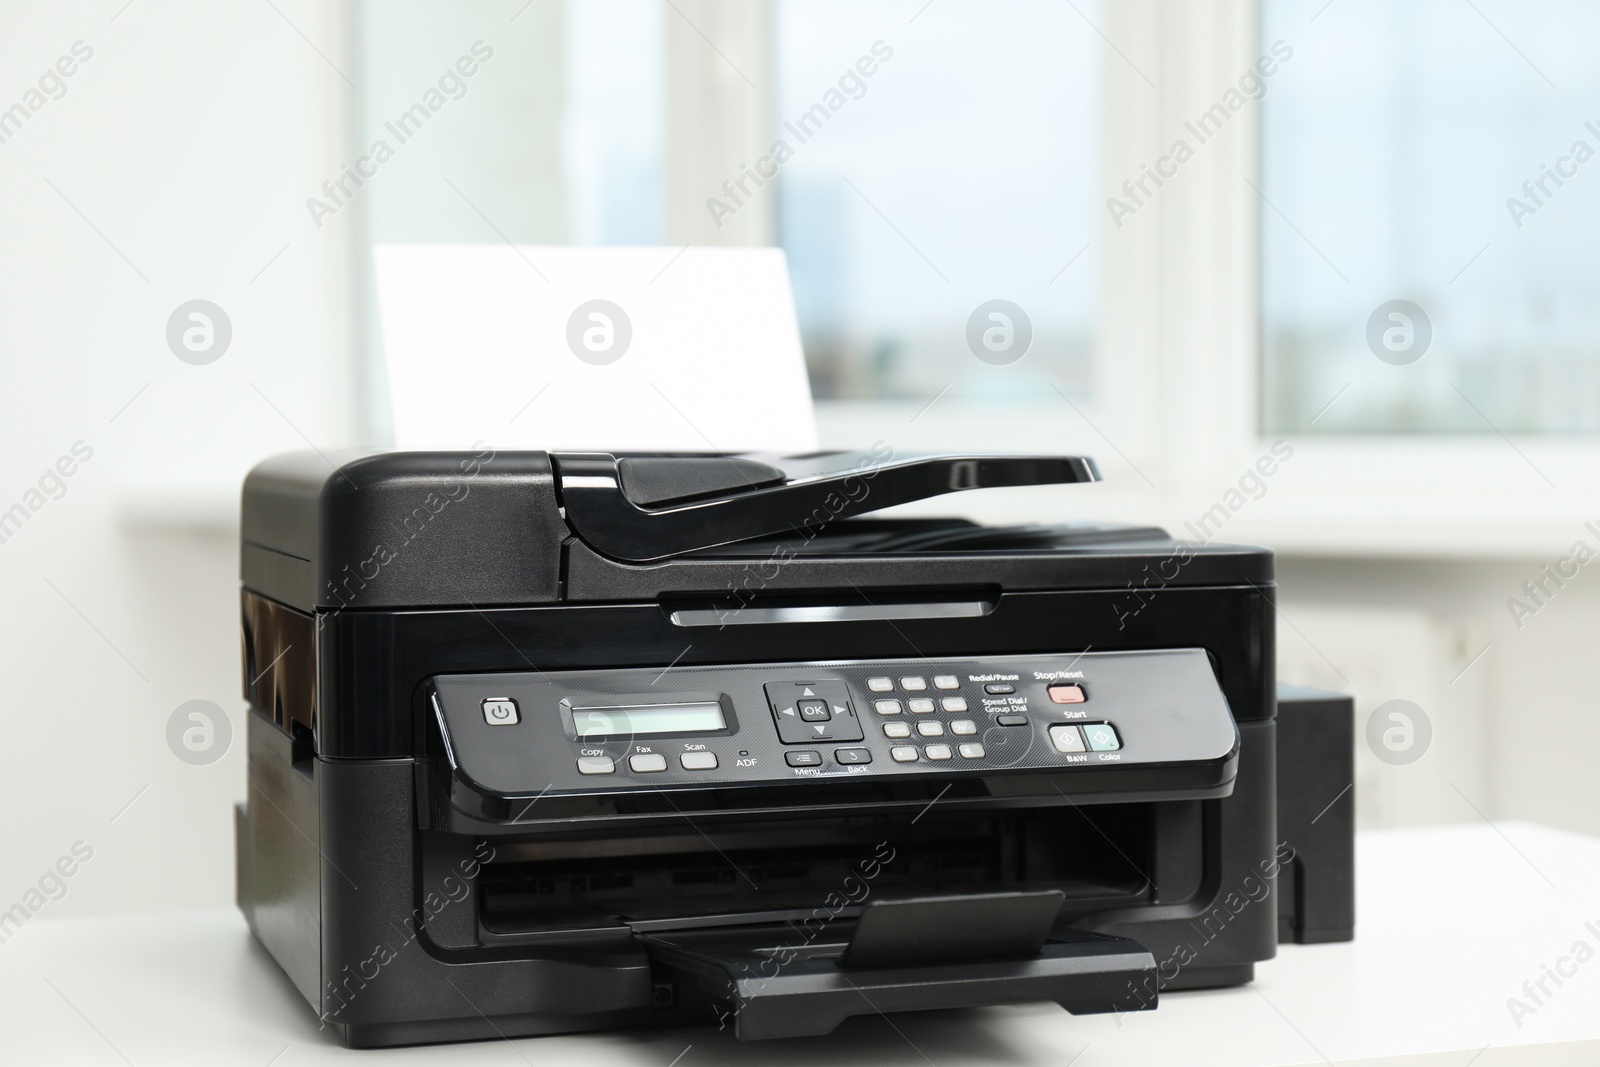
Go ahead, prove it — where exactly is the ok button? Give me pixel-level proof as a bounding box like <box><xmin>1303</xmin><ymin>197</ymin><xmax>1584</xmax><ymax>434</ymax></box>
<box><xmin>797</xmin><ymin>699</ymin><xmax>831</xmax><ymax>722</ymax></box>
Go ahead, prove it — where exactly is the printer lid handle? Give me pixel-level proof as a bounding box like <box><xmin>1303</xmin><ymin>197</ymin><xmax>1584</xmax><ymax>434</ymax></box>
<box><xmin>551</xmin><ymin>450</ymin><xmax>1101</xmax><ymax>562</ymax></box>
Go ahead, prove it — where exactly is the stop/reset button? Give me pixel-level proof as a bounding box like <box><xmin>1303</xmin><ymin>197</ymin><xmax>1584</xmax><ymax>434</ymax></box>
<box><xmin>1047</xmin><ymin>684</ymin><xmax>1086</xmax><ymax>704</ymax></box>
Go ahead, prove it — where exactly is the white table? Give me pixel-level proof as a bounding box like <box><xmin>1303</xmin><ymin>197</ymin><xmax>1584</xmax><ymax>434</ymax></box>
<box><xmin>4</xmin><ymin>822</ymin><xmax>1598</xmax><ymax>1066</ymax></box>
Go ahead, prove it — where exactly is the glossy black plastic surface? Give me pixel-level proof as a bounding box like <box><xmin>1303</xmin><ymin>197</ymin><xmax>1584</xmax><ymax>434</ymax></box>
<box><xmin>554</xmin><ymin>450</ymin><xmax>1100</xmax><ymax>561</ymax></box>
<box><xmin>313</xmin><ymin>586</ymin><xmax>1273</xmax><ymax>760</ymax></box>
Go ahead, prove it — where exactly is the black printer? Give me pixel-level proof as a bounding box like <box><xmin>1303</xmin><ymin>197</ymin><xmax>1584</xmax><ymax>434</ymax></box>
<box><xmin>235</xmin><ymin>447</ymin><xmax>1353</xmax><ymax>1047</ymax></box>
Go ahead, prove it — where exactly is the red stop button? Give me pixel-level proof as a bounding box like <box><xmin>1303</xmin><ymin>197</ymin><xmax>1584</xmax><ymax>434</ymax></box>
<box><xmin>1047</xmin><ymin>684</ymin><xmax>1086</xmax><ymax>704</ymax></box>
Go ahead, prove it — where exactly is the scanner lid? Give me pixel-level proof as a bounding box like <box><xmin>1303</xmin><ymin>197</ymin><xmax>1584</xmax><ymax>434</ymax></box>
<box><xmin>553</xmin><ymin>450</ymin><xmax>1101</xmax><ymax>562</ymax></box>
<box><xmin>239</xmin><ymin>448</ymin><xmax>1270</xmax><ymax>611</ymax></box>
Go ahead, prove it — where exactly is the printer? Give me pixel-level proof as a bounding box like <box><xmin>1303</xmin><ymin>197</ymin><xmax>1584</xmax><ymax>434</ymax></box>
<box><xmin>235</xmin><ymin>447</ymin><xmax>1353</xmax><ymax>1047</ymax></box>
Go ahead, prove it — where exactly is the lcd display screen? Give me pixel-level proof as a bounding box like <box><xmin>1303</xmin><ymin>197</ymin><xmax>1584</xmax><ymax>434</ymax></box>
<box><xmin>570</xmin><ymin>701</ymin><xmax>726</xmax><ymax>738</ymax></box>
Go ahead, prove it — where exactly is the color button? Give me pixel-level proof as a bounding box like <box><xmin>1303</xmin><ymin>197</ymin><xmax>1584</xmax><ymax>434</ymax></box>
<box><xmin>933</xmin><ymin>675</ymin><xmax>960</xmax><ymax>689</ymax></box>
<box><xmin>576</xmin><ymin>756</ymin><xmax>615</xmax><ymax>775</ymax></box>
<box><xmin>785</xmin><ymin>750</ymin><xmax>822</xmax><ymax>767</ymax></box>
<box><xmin>924</xmin><ymin>744</ymin><xmax>952</xmax><ymax>760</ymax></box>
<box><xmin>883</xmin><ymin>722</ymin><xmax>911</xmax><ymax>738</ymax></box>
<box><xmin>875</xmin><ymin>699</ymin><xmax>903</xmax><ymax>716</ymax></box>
<box><xmin>1047</xmin><ymin>684</ymin><xmax>1086</xmax><ymax>704</ymax></box>
<box><xmin>950</xmin><ymin>719</ymin><xmax>977</xmax><ymax>735</ymax></box>
<box><xmin>916</xmin><ymin>721</ymin><xmax>944</xmax><ymax>737</ymax></box>
<box><xmin>629</xmin><ymin>754</ymin><xmax>668</xmax><ymax>772</ymax></box>
<box><xmin>908</xmin><ymin>698</ymin><xmax>935</xmax><ymax>714</ymax></box>
<box><xmin>958</xmin><ymin>743</ymin><xmax>985</xmax><ymax>759</ymax></box>
<box><xmin>835</xmin><ymin>747</ymin><xmax>873</xmax><ymax>765</ymax></box>
<box><xmin>1049</xmin><ymin>725</ymin><xmax>1086</xmax><ymax>753</ymax></box>
<box><xmin>867</xmin><ymin>677</ymin><xmax>894</xmax><ymax>692</ymax></box>
<box><xmin>1084</xmin><ymin>723</ymin><xmax>1121</xmax><ymax>751</ymax></box>
<box><xmin>680</xmin><ymin>751</ymin><xmax>718</xmax><ymax>770</ymax></box>
<box><xmin>890</xmin><ymin>746</ymin><xmax>918</xmax><ymax>763</ymax></box>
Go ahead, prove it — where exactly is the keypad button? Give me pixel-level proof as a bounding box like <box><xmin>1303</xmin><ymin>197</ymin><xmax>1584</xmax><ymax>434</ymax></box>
<box><xmin>874</xmin><ymin>699</ymin><xmax>903</xmax><ymax>716</ymax></box>
<box><xmin>835</xmin><ymin>747</ymin><xmax>873</xmax><ymax>765</ymax></box>
<box><xmin>576</xmin><ymin>756</ymin><xmax>615</xmax><ymax>775</ymax></box>
<box><xmin>900</xmin><ymin>676</ymin><xmax>927</xmax><ymax>691</ymax></box>
<box><xmin>941</xmin><ymin>696</ymin><xmax>968</xmax><ymax>712</ymax></box>
<box><xmin>984</xmin><ymin>682</ymin><xmax>1016</xmax><ymax>694</ymax></box>
<box><xmin>890</xmin><ymin>746</ymin><xmax>919</xmax><ymax>763</ymax></box>
<box><xmin>629</xmin><ymin>753</ymin><xmax>668</xmax><ymax>772</ymax></box>
<box><xmin>950</xmin><ymin>719</ymin><xmax>978</xmax><ymax>735</ymax></box>
<box><xmin>482</xmin><ymin>698</ymin><xmax>520</xmax><ymax>725</ymax></box>
<box><xmin>867</xmin><ymin>677</ymin><xmax>894</xmax><ymax>692</ymax></box>
<box><xmin>958</xmin><ymin>743</ymin><xmax>985</xmax><ymax>759</ymax></box>
<box><xmin>883</xmin><ymin>722</ymin><xmax>911</xmax><ymax>738</ymax></box>
<box><xmin>997</xmin><ymin>714</ymin><xmax>1029</xmax><ymax>726</ymax></box>
<box><xmin>680</xmin><ymin>751</ymin><xmax>718</xmax><ymax>770</ymax></box>
<box><xmin>916</xmin><ymin>721</ymin><xmax>945</xmax><ymax>737</ymax></box>
<box><xmin>1047</xmin><ymin>684</ymin><xmax>1087</xmax><ymax>704</ymax></box>
<box><xmin>1049</xmin><ymin>725</ymin><xmax>1086</xmax><ymax>753</ymax></box>
<box><xmin>933</xmin><ymin>675</ymin><xmax>960</xmax><ymax>690</ymax></box>
<box><xmin>1084</xmin><ymin>723</ymin><xmax>1122</xmax><ymax>751</ymax></box>
<box><xmin>785</xmin><ymin>750</ymin><xmax>822</xmax><ymax>767</ymax></box>
<box><xmin>924</xmin><ymin>744</ymin><xmax>952</xmax><ymax>760</ymax></box>
<box><xmin>908</xmin><ymin>698</ymin><xmax>935</xmax><ymax>714</ymax></box>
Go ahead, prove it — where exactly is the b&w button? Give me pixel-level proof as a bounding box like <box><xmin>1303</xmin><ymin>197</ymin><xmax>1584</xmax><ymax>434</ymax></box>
<box><xmin>1049</xmin><ymin>725</ymin><xmax>1086</xmax><ymax>753</ymax></box>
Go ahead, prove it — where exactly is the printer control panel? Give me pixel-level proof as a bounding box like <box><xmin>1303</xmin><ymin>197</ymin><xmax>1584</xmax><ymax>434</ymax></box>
<box><xmin>429</xmin><ymin>649</ymin><xmax>1238</xmax><ymax>800</ymax></box>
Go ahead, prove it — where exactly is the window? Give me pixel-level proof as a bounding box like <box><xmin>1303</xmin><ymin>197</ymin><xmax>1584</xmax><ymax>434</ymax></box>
<box><xmin>354</xmin><ymin>1</ymin><xmax>1110</xmax><ymax>440</ymax></box>
<box><xmin>562</xmin><ymin>0</ymin><xmax>665</xmax><ymax>245</ymax></box>
<box><xmin>1261</xmin><ymin>0</ymin><xmax>1600</xmax><ymax>434</ymax></box>
<box><xmin>774</xmin><ymin>0</ymin><xmax>1103</xmax><ymax>403</ymax></box>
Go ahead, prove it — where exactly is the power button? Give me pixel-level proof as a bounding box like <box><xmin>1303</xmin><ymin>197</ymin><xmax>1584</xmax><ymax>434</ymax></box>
<box><xmin>482</xmin><ymin>697</ymin><xmax>520</xmax><ymax>726</ymax></box>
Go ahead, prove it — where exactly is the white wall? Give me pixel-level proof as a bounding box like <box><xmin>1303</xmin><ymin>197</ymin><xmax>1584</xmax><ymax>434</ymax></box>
<box><xmin>1277</xmin><ymin>555</ymin><xmax>1600</xmax><ymax>839</ymax></box>
<box><xmin>0</xmin><ymin>0</ymin><xmax>355</xmax><ymax>919</ymax></box>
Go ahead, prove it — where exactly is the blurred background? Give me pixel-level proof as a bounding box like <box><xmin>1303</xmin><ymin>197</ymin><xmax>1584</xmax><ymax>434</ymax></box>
<box><xmin>2</xmin><ymin>0</ymin><xmax>1598</xmax><ymax>920</ymax></box>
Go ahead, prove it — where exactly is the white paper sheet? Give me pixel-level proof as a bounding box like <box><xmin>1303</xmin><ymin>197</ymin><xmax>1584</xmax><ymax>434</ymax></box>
<box><xmin>374</xmin><ymin>244</ymin><xmax>819</xmax><ymax>454</ymax></box>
